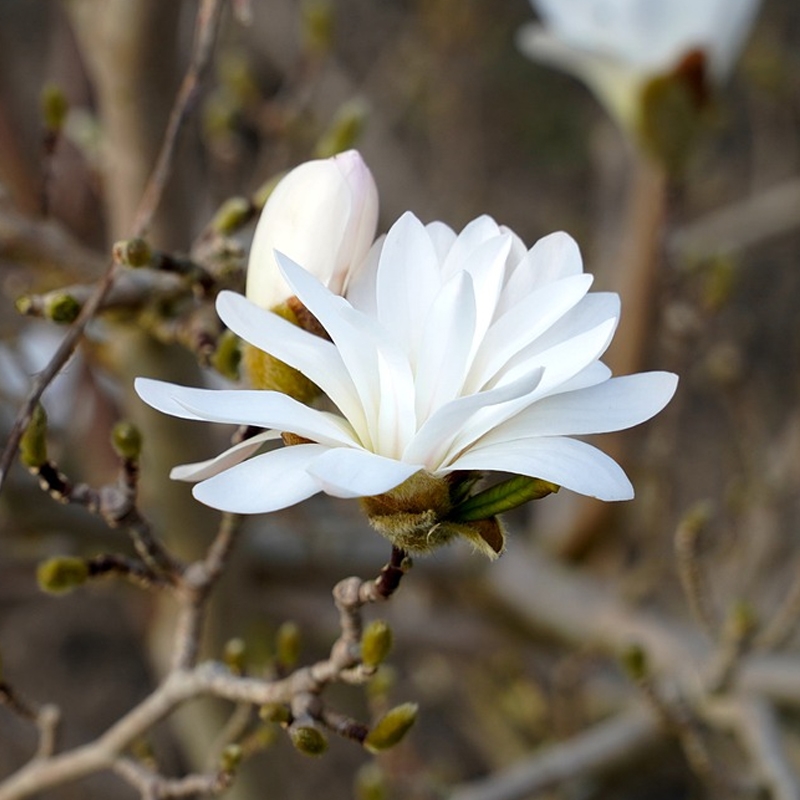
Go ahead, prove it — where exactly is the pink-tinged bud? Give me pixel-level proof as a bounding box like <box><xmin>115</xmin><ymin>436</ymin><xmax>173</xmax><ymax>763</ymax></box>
<box><xmin>246</xmin><ymin>150</ymin><xmax>379</xmax><ymax>310</ymax></box>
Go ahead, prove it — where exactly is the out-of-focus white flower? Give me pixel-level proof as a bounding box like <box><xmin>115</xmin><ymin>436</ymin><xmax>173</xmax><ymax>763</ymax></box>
<box><xmin>518</xmin><ymin>0</ymin><xmax>760</xmax><ymax>142</ymax></box>
<box><xmin>246</xmin><ymin>149</ymin><xmax>379</xmax><ymax>310</ymax></box>
<box><xmin>137</xmin><ymin>212</ymin><xmax>677</xmax><ymax>555</ymax></box>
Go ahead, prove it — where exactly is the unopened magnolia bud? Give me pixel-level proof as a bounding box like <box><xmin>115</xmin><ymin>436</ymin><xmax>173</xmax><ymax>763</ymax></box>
<box><xmin>621</xmin><ymin>644</ymin><xmax>649</xmax><ymax>682</ymax></box>
<box><xmin>361</xmin><ymin>620</ymin><xmax>392</xmax><ymax>668</ymax></box>
<box><xmin>364</xmin><ymin>703</ymin><xmax>418</xmax><ymax>753</ymax></box>
<box><xmin>223</xmin><ymin>638</ymin><xmax>247</xmax><ymax>675</ymax></box>
<box><xmin>212</xmin><ymin>196</ymin><xmax>254</xmax><ymax>235</ymax></box>
<box><xmin>19</xmin><ymin>404</ymin><xmax>48</xmax><ymax>469</ymax></box>
<box><xmin>37</xmin><ymin>557</ymin><xmax>89</xmax><ymax>594</ymax></box>
<box><xmin>44</xmin><ymin>293</ymin><xmax>81</xmax><ymax>324</ymax></box>
<box><xmin>245</xmin><ymin>150</ymin><xmax>378</xmax><ymax>311</ymax></box>
<box><xmin>314</xmin><ymin>99</ymin><xmax>369</xmax><ymax>159</ymax></box>
<box><xmin>276</xmin><ymin>621</ymin><xmax>301</xmax><ymax>668</ymax></box>
<box><xmin>219</xmin><ymin>743</ymin><xmax>243</xmax><ymax>773</ymax></box>
<box><xmin>111</xmin><ymin>421</ymin><xmax>142</xmax><ymax>461</ymax></box>
<box><xmin>113</xmin><ymin>238</ymin><xmax>152</xmax><ymax>268</ymax></box>
<box><xmin>289</xmin><ymin>724</ymin><xmax>328</xmax><ymax>756</ymax></box>
<box><xmin>41</xmin><ymin>83</ymin><xmax>68</xmax><ymax>132</ymax></box>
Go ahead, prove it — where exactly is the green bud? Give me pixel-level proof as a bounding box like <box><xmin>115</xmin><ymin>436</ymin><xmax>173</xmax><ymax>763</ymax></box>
<box><xmin>364</xmin><ymin>703</ymin><xmax>418</xmax><ymax>753</ymax></box>
<box><xmin>219</xmin><ymin>743</ymin><xmax>243</xmax><ymax>773</ymax></box>
<box><xmin>113</xmin><ymin>238</ymin><xmax>152</xmax><ymax>268</ymax></box>
<box><xmin>111</xmin><ymin>421</ymin><xmax>142</xmax><ymax>460</ymax></box>
<box><xmin>41</xmin><ymin>83</ymin><xmax>69</xmax><ymax>132</ymax></box>
<box><xmin>37</xmin><ymin>557</ymin><xmax>89</xmax><ymax>594</ymax></box>
<box><xmin>361</xmin><ymin>620</ymin><xmax>392</xmax><ymax>668</ymax></box>
<box><xmin>620</xmin><ymin>644</ymin><xmax>648</xmax><ymax>682</ymax></box>
<box><xmin>223</xmin><ymin>638</ymin><xmax>247</xmax><ymax>675</ymax></box>
<box><xmin>44</xmin><ymin>293</ymin><xmax>81</xmax><ymax>324</ymax></box>
<box><xmin>242</xmin><ymin>343</ymin><xmax>319</xmax><ymax>402</ymax></box>
<box><xmin>259</xmin><ymin>703</ymin><xmax>292</xmax><ymax>725</ymax></box>
<box><xmin>301</xmin><ymin>0</ymin><xmax>334</xmax><ymax>57</ymax></box>
<box><xmin>276</xmin><ymin>621</ymin><xmax>301</xmax><ymax>668</ymax></box>
<box><xmin>14</xmin><ymin>295</ymin><xmax>34</xmax><ymax>316</ymax></box>
<box><xmin>450</xmin><ymin>475</ymin><xmax>559</xmax><ymax>521</ymax></box>
<box><xmin>314</xmin><ymin>99</ymin><xmax>369</xmax><ymax>159</ymax></box>
<box><xmin>211</xmin><ymin>330</ymin><xmax>241</xmax><ymax>382</ymax></box>
<box><xmin>354</xmin><ymin>763</ymin><xmax>388</xmax><ymax>800</ymax></box>
<box><xmin>19</xmin><ymin>404</ymin><xmax>48</xmax><ymax>469</ymax></box>
<box><xmin>211</xmin><ymin>196</ymin><xmax>254</xmax><ymax>235</ymax></box>
<box><xmin>289</xmin><ymin>724</ymin><xmax>328</xmax><ymax>756</ymax></box>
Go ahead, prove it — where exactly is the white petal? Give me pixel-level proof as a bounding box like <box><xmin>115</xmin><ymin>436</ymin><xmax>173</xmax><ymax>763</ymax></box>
<box><xmin>403</xmin><ymin>369</ymin><xmax>543</xmax><ymax>469</ymax></box>
<box><xmin>466</xmin><ymin>273</ymin><xmax>593</xmax><ymax>392</ymax></box>
<box><xmin>440</xmin><ymin>215</ymin><xmax>503</xmax><ymax>280</ymax></box>
<box><xmin>447</xmin><ymin>436</ymin><xmax>634</xmax><ymax>501</ymax></box>
<box><xmin>135</xmin><ymin>377</ymin><xmax>359</xmax><ymax>447</ymax></box>
<box><xmin>425</xmin><ymin>220</ymin><xmax>457</xmax><ymax>262</ymax></box>
<box><xmin>344</xmin><ymin>234</ymin><xmax>383</xmax><ymax>316</ymax></box>
<box><xmin>307</xmin><ymin>448</ymin><xmax>421</xmax><ymax>499</ymax></box>
<box><xmin>171</xmin><ymin>431</ymin><xmax>279</xmax><ymax>481</ymax></box>
<box><xmin>375</xmin><ymin>211</ymin><xmax>442</xmax><ymax>360</ymax></box>
<box><xmin>498</xmin><ymin>231</ymin><xmax>584</xmax><ymax>315</ymax></box>
<box><xmin>192</xmin><ymin>443</ymin><xmax>329</xmax><ymax>513</ymax></box>
<box><xmin>414</xmin><ymin>271</ymin><xmax>477</xmax><ymax>420</ymax></box>
<box><xmin>216</xmin><ymin>291</ymin><xmax>367</xmax><ymax>436</ymax></box>
<box><xmin>278</xmin><ymin>253</ymin><xmax>416</xmax><ymax>453</ymax></box>
<box><xmin>477</xmin><ymin>371</ymin><xmax>678</xmax><ymax>445</ymax></box>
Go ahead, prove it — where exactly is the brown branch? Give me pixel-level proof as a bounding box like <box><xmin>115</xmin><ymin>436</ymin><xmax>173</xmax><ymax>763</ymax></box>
<box><xmin>0</xmin><ymin>0</ymin><xmax>225</xmax><ymax>503</ymax></box>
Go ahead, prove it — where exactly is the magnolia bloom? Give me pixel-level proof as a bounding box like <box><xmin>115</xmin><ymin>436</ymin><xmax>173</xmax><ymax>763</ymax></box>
<box><xmin>246</xmin><ymin>149</ymin><xmax>379</xmax><ymax>310</ymax></box>
<box><xmin>518</xmin><ymin>0</ymin><xmax>760</xmax><ymax>136</ymax></box>
<box><xmin>136</xmin><ymin>212</ymin><xmax>677</xmax><ymax>554</ymax></box>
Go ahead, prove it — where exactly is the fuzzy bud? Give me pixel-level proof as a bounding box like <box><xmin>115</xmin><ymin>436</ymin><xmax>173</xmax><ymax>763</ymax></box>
<box><xmin>113</xmin><ymin>238</ymin><xmax>152</xmax><ymax>268</ymax></box>
<box><xmin>111</xmin><ymin>421</ymin><xmax>142</xmax><ymax>461</ymax></box>
<box><xmin>364</xmin><ymin>703</ymin><xmax>418</xmax><ymax>753</ymax></box>
<box><xmin>354</xmin><ymin>763</ymin><xmax>388</xmax><ymax>800</ymax></box>
<box><xmin>44</xmin><ymin>293</ymin><xmax>81</xmax><ymax>324</ymax></box>
<box><xmin>211</xmin><ymin>196</ymin><xmax>254</xmax><ymax>235</ymax></box>
<box><xmin>245</xmin><ymin>150</ymin><xmax>378</xmax><ymax>311</ymax></box>
<box><xmin>223</xmin><ymin>638</ymin><xmax>247</xmax><ymax>675</ymax></box>
<box><xmin>19</xmin><ymin>404</ymin><xmax>48</xmax><ymax>469</ymax></box>
<box><xmin>37</xmin><ymin>557</ymin><xmax>89</xmax><ymax>594</ymax></box>
<box><xmin>259</xmin><ymin>703</ymin><xmax>292</xmax><ymax>725</ymax></box>
<box><xmin>314</xmin><ymin>99</ymin><xmax>369</xmax><ymax>159</ymax></box>
<box><xmin>219</xmin><ymin>744</ymin><xmax>243</xmax><ymax>773</ymax></box>
<box><xmin>361</xmin><ymin>620</ymin><xmax>393</xmax><ymax>668</ymax></box>
<box><xmin>276</xmin><ymin>621</ymin><xmax>301</xmax><ymax>668</ymax></box>
<box><xmin>289</xmin><ymin>724</ymin><xmax>328</xmax><ymax>756</ymax></box>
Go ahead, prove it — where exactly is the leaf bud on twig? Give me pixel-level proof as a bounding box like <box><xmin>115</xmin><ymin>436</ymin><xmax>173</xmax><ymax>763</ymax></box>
<box><xmin>364</xmin><ymin>702</ymin><xmax>418</xmax><ymax>753</ymax></box>
<box><xmin>361</xmin><ymin>620</ymin><xmax>393</xmax><ymax>668</ymax></box>
<box><xmin>44</xmin><ymin>293</ymin><xmax>81</xmax><ymax>324</ymax></box>
<box><xmin>37</xmin><ymin>557</ymin><xmax>89</xmax><ymax>594</ymax></box>
<box><xmin>40</xmin><ymin>82</ymin><xmax>69</xmax><ymax>132</ymax></box>
<box><xmin>289</xmin><ymin>724</ymin><xmax>328</xmax><ymax>756</ymax></box>
<box><xmin>19</xmin><ymin>404</ymin><xmax>48</xmax><ymax>469</ymax></box>
<box><xmin>113</xmin><ymin>238</ymin><xmax>152</xmax><ymax>268</ymax></box>
<box><xmin>211</xmin><ymin>196</ymin><xmax>254</xmax><ymax>235</ymax></box>
<box><xmin>111</xmin><ymin>421</ymin><xmax>143</xmax><ymax>461</ymax></box>
<box><xmin>275</xmin><ymin>621</ymin><xmax>301</xmax><ymax>668</ymax></box>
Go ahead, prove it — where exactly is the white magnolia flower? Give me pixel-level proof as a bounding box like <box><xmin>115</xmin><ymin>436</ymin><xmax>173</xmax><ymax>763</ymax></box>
<box><xmin>518</xmin><ymin>0</ymin><xmax>760</xmax><ymax>134</ymax></box>
<box><xmin>246</xmin><ymin>149</ymin><xmax>379</xmax><ymax>310</ymax></box>
<box><xmin>136</xmin><ymin>212</ymin><xmax>677</xmax><ymax>540</ymax></box>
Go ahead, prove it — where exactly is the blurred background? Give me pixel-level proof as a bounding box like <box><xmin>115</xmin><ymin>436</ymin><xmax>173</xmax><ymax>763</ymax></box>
<box><xmin>1</xmin><ymin>1</ymin><xmax>800</xmax><ymax>798</ymax></box>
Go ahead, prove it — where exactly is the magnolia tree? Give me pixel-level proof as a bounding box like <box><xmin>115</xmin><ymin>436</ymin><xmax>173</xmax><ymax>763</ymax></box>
<box><xmin>2</xmin><ymin>1</ymin><xmax>800</xmax><ymax>799</ymax></box>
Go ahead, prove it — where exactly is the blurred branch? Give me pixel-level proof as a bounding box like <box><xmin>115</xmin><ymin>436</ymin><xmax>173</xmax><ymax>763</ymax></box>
<box><xmin>448</xmin><ymin>707</ymin><xmax>661</xmax><ymax>800</ymax></box>
<box><xmin>669</xmin><ymin>177</ymin><xmax>800</xmax><ymax>258</ymax></box>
